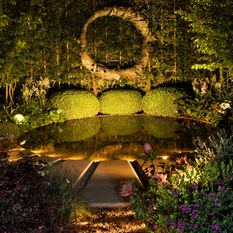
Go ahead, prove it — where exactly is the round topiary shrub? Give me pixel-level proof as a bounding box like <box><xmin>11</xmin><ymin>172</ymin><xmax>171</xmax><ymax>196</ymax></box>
<box><xmin>142</xmin><ymin>87</ymin><xmax>184</xmax><ymax>116</ymax></box>
<box><xmin>99</xmin><ymin>89</ymin><xmax>142</xmax><ymax>115</ymax></box>
<box><xmin>101</xmin><ymin>115</ymin><xmax>142</xmax><ymax>136</ymax></box>
<box><xmin>142</xmin><ymin>116</ymin><xmax>180</xmax><ymax>138</ymax></box>
<box><xmin>54</xmin><ymin>118</ymin><xmax>101</xmax><ymax>142</ymax></box>
<box><xmin>48</xmin><ymin>90</ymin><xmax>99</xmax><ymax>119</ymax></box>
<box><xmin>0</xmin><ymin>122</ymin><xmax>21</xmax><ymax>140</ymax></box>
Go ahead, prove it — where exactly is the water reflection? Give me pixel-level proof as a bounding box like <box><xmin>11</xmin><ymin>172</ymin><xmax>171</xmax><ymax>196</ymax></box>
<box><xmin>17</xmin><ymin>115</ymin><xmax>213</xmax><ymax>161</ymax></box>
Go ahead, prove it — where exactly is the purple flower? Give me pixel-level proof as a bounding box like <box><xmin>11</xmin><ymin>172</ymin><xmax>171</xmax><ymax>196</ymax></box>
<box><xmin>167</xmin><ymin>215</ymin><xmax>172</xmax><ymax>221</ymax></box>
<box><xmin>217</xmin><ymin>180</ymin><xmax>224</xmax><ymax>186</ymax></box>
<box><xmin>153</xmin><ymin>224</ymin><xmax>158</xmax><ymax>231</ymax></box>
<box><xmin>192</xmin><ymin>204</ymin><xmax>199</xmax><ymax>208</ymax></box>
<box><xmin>192</xmin><ymin>209</ymin><xmax>199</xmax><ymax>217</ymax></box>
<box><xmin>148</xmin><ymin>205</ymin><xmax>152</xmax><ymax>211</ymax></box>
<box><xmin>208</xmin><ymin>193</ymin><xmax>216</xmax><ymax>198</ymax></box>
<box><xmin>163</xmin><ymin>230</ymin><xmax>166</xmax><ymax>232</ymax></box>
<box><xmin>193</xmin><ymin>223</ymin><xmax>198</xmax><ymax>229</ymax></box>
<box><xmin>226</xmin><ymin>174</ymin><xmax>229</xmax><ymax>181</ymax></box>
<box><xmin>202</xmin><ymin>191</ymin><xmax>206</xmax><ymax>195</ymax></box>
<box><xmin>144</xmin><ymin>143</ymin><xmax>153</xmax><ymax>154</ymax></box>
<box><xmin>191</xmin><ymin>184</ymin><xmax>198</xmax><ymax>190</ymax></box>
<box><xmin>172</xmin><ymin>189</ymin><xmax>179</xmax><ymax>197</ymax></box>
<box><xmin>179</xmin><ymin>203</ymin><xmax>191</xmax><ymax>214</ymax></box>
<box><xmin>178</xmin><ymin>219</ymin><xmax>185</xmax><ymax>232</ymax></box>
<box><xmin>170</xmin><ymin>222</ymin><xmax>176</xmax><ymax>228</ymax></box>
<box><xmin>219</xmin><ymin>186</ymin><xmax>227</xmax><ymax>195</ymax></box>
<box><xmin>211</xmin><ymin>222</ymin><xmax>221</xmax><ymax>232</ymax></box>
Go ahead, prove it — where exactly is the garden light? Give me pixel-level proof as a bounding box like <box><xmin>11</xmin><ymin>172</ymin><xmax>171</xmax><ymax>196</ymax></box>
<box><xmin>13</xmin><ymin>114</ymin><xmax>25</xmax><ymax>124</ymax></box>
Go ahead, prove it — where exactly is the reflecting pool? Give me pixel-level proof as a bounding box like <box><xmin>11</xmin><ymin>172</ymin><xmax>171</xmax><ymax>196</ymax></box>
<box><xmin>17</xmin><ymin>115</ymin><xmax>214</xmax><ymax>161</ymax></box>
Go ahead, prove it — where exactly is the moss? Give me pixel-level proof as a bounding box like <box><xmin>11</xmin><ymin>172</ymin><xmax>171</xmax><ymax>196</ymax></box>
<box><xmin>48</xmin><ymin>90</ymin><xmax>99</xmax><ymax>119</ymax></box>
<box><xmin>0</xmin><ymin>122</ymin><xmax>21</xmax><ymax>139</ymax></box>
<box><xmin>55</xmin><ymin>118</ymin><xmax>101</xmax><ymax>142</ymax></box>
<box><xmin>142</xmin><ymin>116</ymin><xmax>180</xmax><ymax>138</ymax></box>
<box><xmin>99</xmin><ymin>89</ymin><xmax>142</xmax><ymax>115</ymax></box>
<box><xmin>101</xmin><ymin>115</ymin><xmax>142</xmax><ymax>136</ymax></box>
<box><xmin>142</xmin><ymin>87</ymin><xmax>184</xmax><ymax>116</ymax></box>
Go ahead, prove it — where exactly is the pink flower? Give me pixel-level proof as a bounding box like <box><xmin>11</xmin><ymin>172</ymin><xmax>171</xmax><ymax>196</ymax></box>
<box><xmin>144</xmin><ymin>143</ymin><xmax>153</xmax><ymax>154</ymax></box>
<box><xmin>119</xmin><ymin>180</ymin><xmax>133</xmax><ymax>197</ymax></box>
<box><xmin>201</xmin><ymin>81</ymin><xmax>207</xmax><ymax>94</ymax></box>
<box><xmin>151</xmin><ymin>173</ymin><xmax>167</xmax><ymax>184</ymax></box>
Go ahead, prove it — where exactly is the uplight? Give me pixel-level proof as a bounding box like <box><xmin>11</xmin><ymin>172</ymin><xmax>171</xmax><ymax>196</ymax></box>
<box><xmin>162</xmin><ymin>155</ymin><xmax>169</xmax><ymax>160</ymax></box>
<box><xmin>13</xmin><ymin>114</ymin><xmax>24</xmax><ymax>124</ymax></box>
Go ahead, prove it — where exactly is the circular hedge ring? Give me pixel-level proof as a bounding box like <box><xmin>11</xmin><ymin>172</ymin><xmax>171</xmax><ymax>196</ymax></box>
<box><xmin>79</xmin><ymin>6</ymin><xmax>155</xmax><ymax>80</ymax></box>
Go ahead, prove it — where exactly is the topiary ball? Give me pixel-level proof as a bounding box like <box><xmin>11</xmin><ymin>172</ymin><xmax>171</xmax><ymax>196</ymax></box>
<box><xmin>101</xmin><ymin>115</ymin><xmax>142</xmax><ymax>136</ymax></box>
<box><xmin>0</xmin><ymin>122</ymin><xmax>21</xmax><ymax>140</ymax></box>
<box><xmin>142</xmin><ymin>87</ymin><xmax>184</xmax><ymax>116</ymax></box>
<box><xmin>99</xmin><ymin>89</ymin><xmax>142</xmax><ymax>115</ymax></box>
<box><xmin>48</xmin><ymin>90</ymin><xmax>99</xmax><ymax>119</ymax></box>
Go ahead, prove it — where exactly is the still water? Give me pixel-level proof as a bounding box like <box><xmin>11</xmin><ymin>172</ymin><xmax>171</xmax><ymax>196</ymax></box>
<box><xmin>17</xmin><ymin>115</ymin><xmax>214</xmax><ymax>162</ymax></box>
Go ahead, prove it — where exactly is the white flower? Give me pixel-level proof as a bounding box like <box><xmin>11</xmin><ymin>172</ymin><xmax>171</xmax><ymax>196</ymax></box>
<box><xmin>220</xmin><ymin>102</ymin><xmax>231</xmax><ymax>110</ymax></box>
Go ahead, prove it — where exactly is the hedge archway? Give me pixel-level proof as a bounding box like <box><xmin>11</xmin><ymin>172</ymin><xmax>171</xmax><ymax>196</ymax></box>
<box><xmin>79</xmin><ymin>6</ymin><xmax>155</xmax><ymax>80</ymax></box>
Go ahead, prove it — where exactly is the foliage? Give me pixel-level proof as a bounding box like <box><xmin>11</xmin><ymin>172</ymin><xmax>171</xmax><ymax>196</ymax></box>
<box><xmin>142</xmin><ymin>116</ymin><xmax>180</xmax><ymax>138</ymax></box>
<box><xmin>179</xmin><ymin>78</ymin><xmax>232</xmax><ymax>126</ymax></box>
<box><xmin>99</xmin><ymin>89</ymin><xmax>142</xmax><ymax>115</ymax></box>
<box><xmin>101</xmin><ymin>115</ymin><xmax>142</xmax><ymax>136</ymax></box>
<box><xmin>177</xmin><ymin>0</ymin><xmax>233</xmax><ymax>74</ymax></box>
<box><xmin>48</xmin><ymin>89</ymin><xmax>100</xmax><ymax>119</ymax></box>
<box><xmin>54</xmin><ymin>118</ymin><xmax>101</xmax><ymax>142</ymax></box>
<box><xmin>142</xmin><ymin>87</ymin><xmax>185</xmax><ymax>116</ymax></box>
<box><xmin>46</xmin><ymin>167</ymin><xmax>90</xmax><ymax>224</ymax></box>
<box><xmin>126</xmin><ymin>138</ymin><xmax>233</xmax><ymax>232</ymax></box>
<box><xmin>0</xmin><ymin>156</ymin><xmax>59</xmax><ymax>232</ymax></box>
<box><xmin>0</xmin><ymin>155</ymin><xmax>90</xmax><ymax>232</ymax></box>
<box><xmin>0</xmin><ymin>121</ymin><xmax>21</xmax><ymax>140</ymax></box>
<box><xmin>194</xmin><ymin>128</ymin><xmax>233</xmax><ymax>165</ymax></box>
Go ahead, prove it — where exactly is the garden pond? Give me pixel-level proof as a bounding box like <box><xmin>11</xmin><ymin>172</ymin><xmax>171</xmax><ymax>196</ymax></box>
<box><xmin>17</xmin><ymin>115</ymin><xmax>215</xmax><ymax>162</ymax></box>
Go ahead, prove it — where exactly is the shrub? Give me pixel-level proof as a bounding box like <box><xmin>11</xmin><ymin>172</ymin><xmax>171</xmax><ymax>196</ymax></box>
<box><xmin>0</xmin><ymin>121</ymin><xmax>21</xmax><ymax>140</ymax></box>
<box><xmin>125</xmin><ymin>130</ymin><xmax>233</xmax><ymax>232</ymax></box>
<box><xmin>101</xmin><ymin>115</ymin><xmax>142</xmax><ymax>136</ymax></box>
<box><xmin>0</xmin><ymin>156</ymin><xmax>58</xmax><ymax>232</ymax></box>
<box><xmin>54</xmin><ymin>118</ymin><xmax>101</xmax><ymax>142</ymax></box>
<box><xmin>142</xmin><ymin>87</ymin><xmax>185</xmax><ymax>116</ymax></box>
<box><xmin>0</xmin><ymin>156</ymin><xmax>90</xmax><ymax>232</ymax></box>
<box><xmin>142</xmin><ymin>116</ymin><xmax>180</xmax><ymax>138</ymax></box>
<box><xmin>48</xmin><ymin>90</ymin><xmax>99</xmax><ymax>119</ymax></box>
<box><xmin>99</xmin><ymin>89</ymin><xmax>142</xmax><ymax>115</ymax></box>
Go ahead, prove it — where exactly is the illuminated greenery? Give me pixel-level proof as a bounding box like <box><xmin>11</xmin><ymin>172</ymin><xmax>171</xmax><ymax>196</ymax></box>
<box><xmin>48</xmin><ymin>90</ymin><xmax>99</xmax><ymax>119</ymax></box>
<box><xmin>99</xmin><ymin>89</ymin><xmax>142</xmax><ymax>115</ymax></box>
<box><xmin>142</xmin><ymin>88</ymin><xmax>185</xmax><ymax>116</ymax></box>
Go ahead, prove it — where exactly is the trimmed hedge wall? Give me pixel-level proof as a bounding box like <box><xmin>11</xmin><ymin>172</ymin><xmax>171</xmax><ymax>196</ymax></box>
<box><xmin>48</xmin><ymin>90</ymin><xmax>99</xmax><ymax>119</ymax></box>
<box><xmin>142</xmin><ymin>87</ymin><xmax>185</xmax><ymax>116</ymax></box>
<box><xmin>99</xmin><ymin>89</ymin><xmax>142</xmax><ymax>115</ymax></box>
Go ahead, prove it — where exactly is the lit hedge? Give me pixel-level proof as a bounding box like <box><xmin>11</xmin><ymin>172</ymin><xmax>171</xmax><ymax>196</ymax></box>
<box><xmin>142</xmin><ymin>87</ymin><xmax>184</xmax><ymax>116</ymax></box>
<box><xmin>101</xmin><ymin>115</ymin><xmax>142</xmax><ymax>136</ymax></box>
<box><xmin>0</xmin><ymin>122</ymin><xmax>21</xmax><ymax>139</ymax></box>
<box><xmin>99</xmin><ymin>89</ymin><xmax>142</xmax><ymax>115</ymax></box>
<box><xmin>48</xmin><ymin>90</ymin><xmax>99</xmax><ymax>119</ymax></box>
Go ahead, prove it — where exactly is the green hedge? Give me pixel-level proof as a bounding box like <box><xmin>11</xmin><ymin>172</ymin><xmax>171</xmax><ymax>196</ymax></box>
<box><xmin>142</xmin><ymin>87</ymin><xmax>184</xmax><ymax>116</ymax></box>
<box><xmin>99</xmin><ymin>90</ymin><xmax>142</xmax><ymax>115</ymax></box>
<box><xmin>0</xmin><ymin>122</ymin><xmax>21</xmax><ymax>139</ymax></box>
<box><xmin>101</xmin><ymin>115</ymin><xmax>142</xmax><ymax>136</ymax></box>
<box><xmin>48</xmin><ymin>90</ymin><xmax>99</xmax><ymax>119</ymax></box>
